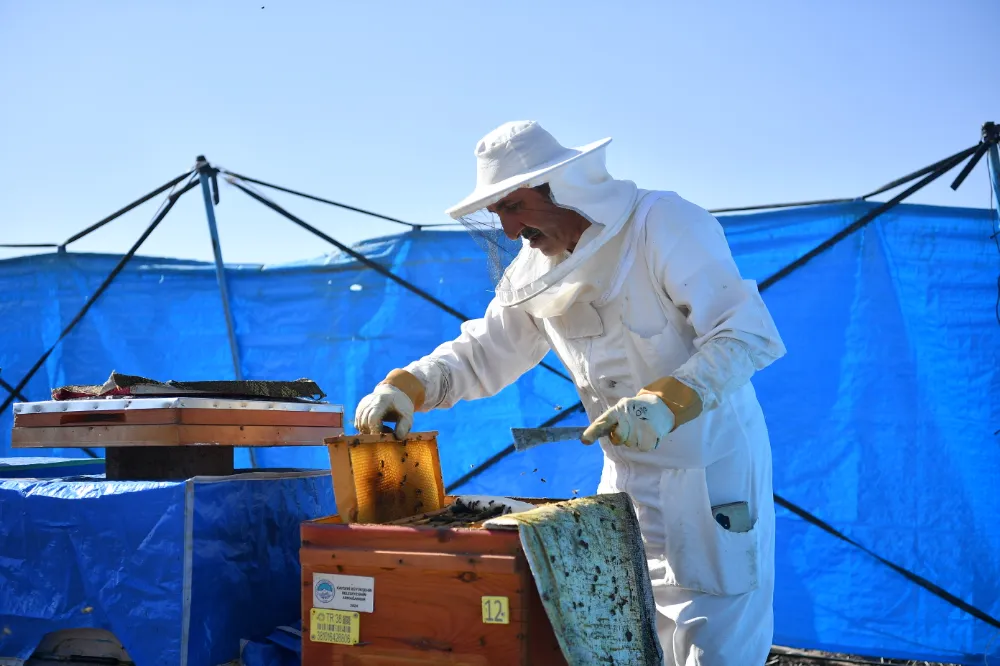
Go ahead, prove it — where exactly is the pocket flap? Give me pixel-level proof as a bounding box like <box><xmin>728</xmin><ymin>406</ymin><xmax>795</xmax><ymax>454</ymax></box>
<box><xmin>548</xmin><ymin>302</ymin><xmax>604</xmax><ymax>339</ymax></box>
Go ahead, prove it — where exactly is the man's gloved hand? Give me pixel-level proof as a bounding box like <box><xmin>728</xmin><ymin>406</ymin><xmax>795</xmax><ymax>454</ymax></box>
<box><xmin>354</xmin><ymin>384</ymin><xmax>415</xmax><ymax>438</ymax></box>
<box><xmin>581</xmin><ymin>393</ymin><xmax>675</xmax><ymax>452</ymax></box>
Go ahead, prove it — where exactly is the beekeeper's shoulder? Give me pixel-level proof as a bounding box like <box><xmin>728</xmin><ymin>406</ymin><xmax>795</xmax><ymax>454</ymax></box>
<box><xmin>640</xmin><ymin>191</ymin><xmax>726</xmax><ymax>255</ymax></box>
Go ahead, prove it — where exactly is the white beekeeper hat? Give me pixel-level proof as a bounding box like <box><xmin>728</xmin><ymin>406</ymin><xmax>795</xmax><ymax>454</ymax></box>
<box><xmin>445</xmin><ymin>120</ymin><xmax>612</xmax><ymax>219</ymax></box>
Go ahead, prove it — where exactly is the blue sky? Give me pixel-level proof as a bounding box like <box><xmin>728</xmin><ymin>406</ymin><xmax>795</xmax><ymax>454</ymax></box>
<box><xmin>1</xmin><ymin>0</ymin><xmax>997</xmax><ymax>265</ymax></box>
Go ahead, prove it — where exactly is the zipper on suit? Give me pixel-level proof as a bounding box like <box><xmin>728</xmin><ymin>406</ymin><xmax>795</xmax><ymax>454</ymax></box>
<box><xmin>581</xmin><ymin>338</ymin><xmax>607</xmax><ymax>412</ymax></box>
<box><xmin>581</xmin><ymin>335</ymin><xmax>630</xmax><ymax>487</ymax></box>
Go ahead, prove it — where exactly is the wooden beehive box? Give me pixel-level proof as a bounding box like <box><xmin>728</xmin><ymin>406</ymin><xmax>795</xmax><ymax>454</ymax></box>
<box><xmin>12</xmin><ymin>397</ymin><xmax>344</xmax><ymax>444</ymax></box>
<box><xmin>12</xmin><ymin>397</ymin><xmax>344</xmax><ymax>480</ymax></box>
<box><xmin>302</xmin><ymin>431</ymin><xmax>569</xmax><ymax>665</ymax></box>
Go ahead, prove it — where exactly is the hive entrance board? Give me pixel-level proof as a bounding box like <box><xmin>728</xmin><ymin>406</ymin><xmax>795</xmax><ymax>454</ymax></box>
<box><xmin>326</xmin><ymin>432</ymin><xmax>446</xmax><ymax>524</ymax></box>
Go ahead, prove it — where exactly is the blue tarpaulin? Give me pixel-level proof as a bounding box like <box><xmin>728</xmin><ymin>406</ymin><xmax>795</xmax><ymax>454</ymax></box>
<box><xmin>239</xmin><ymin>622</ymin><xmax>301</xmax><ymax>666</ymax></box>
<box><xmin>0</xmin><ymin>469</ymin><xmax>335</xmax><ymax>665</ymax></box>
<box><xmin>0</xmin><ymin>457</ymin><xmax>104</xmax><ymax>479</ymax></box>
<box><xmin>1</xmin><ymin>199</ymin><xmax>999</xmax><ymax>663</ymax></box>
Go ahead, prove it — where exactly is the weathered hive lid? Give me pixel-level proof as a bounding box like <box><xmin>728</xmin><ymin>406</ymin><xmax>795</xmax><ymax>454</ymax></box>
<box><xmin>324</xmin><ymin>431</ymin><xmax>445</xmax><ymax>524</ymax></box>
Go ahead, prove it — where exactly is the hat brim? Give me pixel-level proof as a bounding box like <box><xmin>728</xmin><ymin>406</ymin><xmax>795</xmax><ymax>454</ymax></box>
<box><xmin>445</xmin><ymin>137</ymin><xmax>613</xmax><ymax>219</ymax></box>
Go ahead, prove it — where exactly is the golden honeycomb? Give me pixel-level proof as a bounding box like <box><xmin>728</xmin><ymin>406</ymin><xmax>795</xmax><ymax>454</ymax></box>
<box><xmin>326</xmin><ymin>431</ymin><xmax>445</xmax><ymax>524</ymax></box>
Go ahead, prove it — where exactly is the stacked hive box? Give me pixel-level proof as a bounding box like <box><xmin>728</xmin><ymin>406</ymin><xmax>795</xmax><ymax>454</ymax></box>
<box><xmin>11</xmin><ymin>397</ymin><xmax>344</xmax><ymax>479</ymax></box>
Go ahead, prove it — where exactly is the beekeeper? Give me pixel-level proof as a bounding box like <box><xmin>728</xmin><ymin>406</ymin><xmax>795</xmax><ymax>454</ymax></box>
<box><xmin>355</xmin><ymin>120</ymin><xmax>786</xmax><ymax>665</ymax></box>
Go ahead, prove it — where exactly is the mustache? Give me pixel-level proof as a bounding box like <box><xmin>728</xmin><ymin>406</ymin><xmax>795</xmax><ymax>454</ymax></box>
<box><xmin>520</xmin><ymin>227</ymin><xmax>543</xmax><ymax>241</ymax></box>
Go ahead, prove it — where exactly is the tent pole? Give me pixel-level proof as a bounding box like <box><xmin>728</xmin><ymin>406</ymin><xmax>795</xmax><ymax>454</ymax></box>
<box><xmin>195</xmin><ymin>156</ymin><xmax>256</xmax><ymax>468</ymax></box>
<box><xmin>196</xmin><ymin>157</ymin><xmax>242</xmax><ymax>380</ymax></box>
<box><xmin>988</xmin><ymin>140</ymin><xmax>1000</xmax><ymax>210</ymax></box>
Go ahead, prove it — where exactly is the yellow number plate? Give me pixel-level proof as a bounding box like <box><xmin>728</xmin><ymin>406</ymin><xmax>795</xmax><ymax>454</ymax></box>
<box><xmin>481</xmin><ymin>596</ymin><xmax>509</xmax><ymax>625</ymax></box>
<box><xmin>310</xmin><ymin>608</ymin><xmax>360</xmax><ymax>645</ymax></box>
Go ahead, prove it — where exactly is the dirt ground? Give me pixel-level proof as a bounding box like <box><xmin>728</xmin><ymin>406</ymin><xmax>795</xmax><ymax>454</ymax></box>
<box><xmin>768</xmin><ymin>645</ymin><xmax>962</xmax><ymax>665</ymax></box>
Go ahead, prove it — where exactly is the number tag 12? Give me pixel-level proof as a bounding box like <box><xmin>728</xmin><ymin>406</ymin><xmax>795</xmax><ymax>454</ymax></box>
<box><xmin>481</xmin><ymin>596</ymin><xmax>509</xmax><ymax>625</ymax></box>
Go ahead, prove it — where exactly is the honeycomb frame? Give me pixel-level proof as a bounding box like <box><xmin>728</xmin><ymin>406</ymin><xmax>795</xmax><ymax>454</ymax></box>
<box><xmin>325</xmin><ymin>431</ymin><xmax>445</xmax><ymax>524</ymax></box>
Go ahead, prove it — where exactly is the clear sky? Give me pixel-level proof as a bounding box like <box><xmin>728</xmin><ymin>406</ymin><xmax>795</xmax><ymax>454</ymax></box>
<box><xmin>1</xmin><ymin>0</ymin><xmax>997</xmax><ymax>265</ymax></box>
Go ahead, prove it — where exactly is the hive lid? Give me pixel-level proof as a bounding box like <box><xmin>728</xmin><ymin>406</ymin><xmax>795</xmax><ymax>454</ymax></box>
<box><xmin>325</xmin><ymin>431</ymin><xmax>445</xmax><ymax>524</ymax></box>
<box><xmin>13</xmin><ymin>398</ymin><xmax>343</xmax><ymax>427</ymax></box>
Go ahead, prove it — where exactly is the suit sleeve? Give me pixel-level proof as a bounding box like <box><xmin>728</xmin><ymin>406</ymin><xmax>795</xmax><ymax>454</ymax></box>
<box><xmin>645</xmin><ymin>195</ymin><xmax>786</xmax><ymax>413</ymax></box>
<box><xmin>403</xmin><ymin>296</ymin><xmax>552</xmax><ymax>411</ymax></box>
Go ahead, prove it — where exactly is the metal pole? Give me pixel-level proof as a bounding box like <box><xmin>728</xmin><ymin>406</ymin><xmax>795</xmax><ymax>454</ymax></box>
<box><xmin>989</xmin><ymin>143</ymin><xmax>1000</xmax><ymax>210</ymax></box>
<box><xmin>196</xmin><ymin>156</ymin><xmax>256</xmax><ymax>468</ymax></box>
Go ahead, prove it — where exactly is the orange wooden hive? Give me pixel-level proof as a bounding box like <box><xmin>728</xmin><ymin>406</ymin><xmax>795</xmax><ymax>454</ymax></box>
<box><xmin>11</xmin><ymin>397</ymin><xmax>344</xmax><ymax>480</ymax></box>
<box><xmin>300</xmin><ymin>432</ymin><xmax>569</xmax><ymax>665</ymax></box>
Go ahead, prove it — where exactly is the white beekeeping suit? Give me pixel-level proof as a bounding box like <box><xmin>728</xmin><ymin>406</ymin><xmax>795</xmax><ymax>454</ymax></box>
<box><xmin>355</xmin><ymin>120</ymin><xmax>787</xmax><ymax>665</ymax></box>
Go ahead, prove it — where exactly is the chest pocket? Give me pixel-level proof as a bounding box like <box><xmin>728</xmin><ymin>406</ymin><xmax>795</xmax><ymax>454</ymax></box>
<box><xmin>618</xmin><ymin>256</ymin><xmax>695</xmax><ymax>389</ymax></box>
<box><xmin>546</xmin><ymin>301</ymin><xmax>604</xmax><ymax>340</ymax></box>
<box><xmin>539</xmin><ymin>302</ymin><xmax>605</xmax><ymax>388</ymax></box>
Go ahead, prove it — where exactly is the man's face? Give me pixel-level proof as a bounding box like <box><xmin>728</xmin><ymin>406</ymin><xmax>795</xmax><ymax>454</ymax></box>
<box><xmin>487</xmin><ymin>186</ymin><xmax>590</xmax><ymax>256</ymax></box>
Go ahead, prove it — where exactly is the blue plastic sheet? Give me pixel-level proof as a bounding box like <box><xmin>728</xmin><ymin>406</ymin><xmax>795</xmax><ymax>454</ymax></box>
<box><xmin>0</xmin><ymin>457</ymin><xmax>104</xmax><ymax>479</ymax></box>
<box><xmin>0</xmin><ymin>471</ymin><xmax>335</xmax><ymax>665</ymax></box>
<box><xmin>1</xmin><ymin>201</ymin><xmax>999</xmax><ymax>662</ymax></box>
<box><xmin>240</xmin><ymin>622</ymin><xmax>301</xmax><ymax>666</ymax></box>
